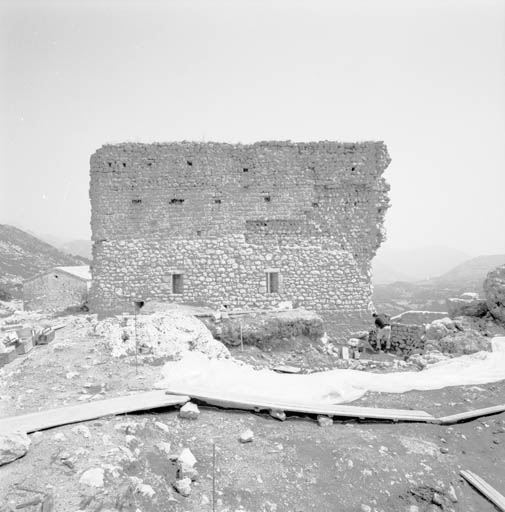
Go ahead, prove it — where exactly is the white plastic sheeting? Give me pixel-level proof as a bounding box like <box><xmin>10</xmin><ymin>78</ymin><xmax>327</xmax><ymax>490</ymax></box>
<box><xmin>156</xmin><ymin>337</ymin><xmax>505</xmax><ymax>404</ymax></box>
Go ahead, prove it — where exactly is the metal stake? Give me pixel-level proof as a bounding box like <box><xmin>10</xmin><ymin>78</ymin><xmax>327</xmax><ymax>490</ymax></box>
<box><xmin>212</xmin><ymin>442</ymin><xmax>216</xmax><ymax>512</ymax></box>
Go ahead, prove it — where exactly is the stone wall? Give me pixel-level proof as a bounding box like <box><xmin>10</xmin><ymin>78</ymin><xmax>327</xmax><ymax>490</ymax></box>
<box><xmin>369</xmin><ymin>322</ymin><xmax>425</xmax><ymax>354</ymax></box>
<box><xmin>23</xmin><ymin>271</ymin><xmax>89</xmax><ymax>312</ymax></box>
<box><xmin>89</xmin><ymin>141</ymin><xmax>391</xmax><ymax>338</ymax></box>
<box><xmin>391</xmin><ymin>310</ymin><xmax>448</xmax><ymax>325</ymax></box>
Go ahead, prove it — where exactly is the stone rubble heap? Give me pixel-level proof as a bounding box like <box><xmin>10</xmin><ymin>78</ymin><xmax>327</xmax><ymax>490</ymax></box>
<box><xmin>92</xmin><ymin>311</ymin><xmax>229</xmax><ymax>360</ymax></box>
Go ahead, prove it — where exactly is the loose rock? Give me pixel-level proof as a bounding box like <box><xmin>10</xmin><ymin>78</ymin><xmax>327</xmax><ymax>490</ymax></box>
<box><xmin>177</xmin><ymin>461</ymin><xmax>199</xmax><ymax>481</ymax></box>
<box><xmin>79</xmin><ymin>467</ymin><xmax>105</xmax><ymax>487</ymax></box>
<box><xmin>174</xmin><ymin>477</ymin><xmax>192</xmax><ymax>497</ymax></box>
<box><xmin>0</xmin><ymin>431</ymin><xmax>31</xmax><ymax>466</ymax></box>
<box><xmin>270</xmin><ymin>409</ymin><xmax>286</xmax><ymax>421</ymax></box>
<box><xmin>239</xmin><ymin>429</ymin><xmax>254</xmax><ymax>443</ymax></box>
<box><xmin>317</xmin><ymin>415</ymin><xmax>333</xmax><ymax>427</ymax></box>
<box><xmin>179</xmin><ymin>402</ymin><xmax>200</xmax><ymax>420</ymax></box>
<box><xmin>177</xmin><ymin>447</ymin><xmax>197</xmax><ymax>467</ymax></box>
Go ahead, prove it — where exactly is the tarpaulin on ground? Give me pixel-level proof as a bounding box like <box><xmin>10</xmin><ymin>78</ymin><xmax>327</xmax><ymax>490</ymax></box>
<box><xmin>156</xmin><ymin>337</ymin><xmax>505</xmax><ymax>404</ymax></box>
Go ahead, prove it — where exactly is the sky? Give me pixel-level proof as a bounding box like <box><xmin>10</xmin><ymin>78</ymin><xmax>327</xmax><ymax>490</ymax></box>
<box><xmin>1</xmin><ymin>0</ymin><xmax>504</xmax><ymax>255</ymax></box>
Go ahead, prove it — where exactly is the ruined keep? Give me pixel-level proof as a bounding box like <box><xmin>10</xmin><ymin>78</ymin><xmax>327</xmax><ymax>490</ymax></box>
<box><xmin>89</xmin><ymin>141</ymin><xmax>391</xmax><ymax>338</ymax></box>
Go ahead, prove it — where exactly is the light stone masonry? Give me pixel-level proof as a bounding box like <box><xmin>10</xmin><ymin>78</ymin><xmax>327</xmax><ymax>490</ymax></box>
<box><xmin>89</xmin><ymin>141</ymin><xmax>391</xmax><ymax>338</ymax></box>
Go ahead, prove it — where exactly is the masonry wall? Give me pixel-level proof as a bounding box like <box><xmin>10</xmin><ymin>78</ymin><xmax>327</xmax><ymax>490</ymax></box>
<box><xmin>23</xmin><ymin>271</ymin><xmax>89</xmax><ymax>312</ymax></box>
<box><xmin>89</xmin><ymin>141</ymin><xmax>391</xmax><ymax>338</ymax></box>
<box><xmin>369</xmin><ymin>322</ymin><xmax>425</xmax><ymax>355</ymax></box>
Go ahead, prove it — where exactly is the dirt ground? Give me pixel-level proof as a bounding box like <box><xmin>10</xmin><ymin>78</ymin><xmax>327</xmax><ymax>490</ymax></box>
<box><xmin>1</xmin><ymin>312</ymin><xmax>504</xmax><ymax>512</ymax></box>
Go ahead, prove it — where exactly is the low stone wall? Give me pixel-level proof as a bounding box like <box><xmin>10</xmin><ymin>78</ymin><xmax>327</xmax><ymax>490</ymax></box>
<box><xmin>391</xmin><ymin>310</ymin><xmax>448</xmax><ymax>325</ymax></box>
<box><xmin>369</xmin><ymin>322</ymin><xmax>425</xmax><ymax>354</ymax></box>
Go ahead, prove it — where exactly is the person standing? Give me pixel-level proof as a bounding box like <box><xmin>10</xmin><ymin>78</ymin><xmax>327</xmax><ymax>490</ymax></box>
<box><xmin>373</xmin><ymin>312</ymin><xmax>391</xmax><ymax>352</ymax></box>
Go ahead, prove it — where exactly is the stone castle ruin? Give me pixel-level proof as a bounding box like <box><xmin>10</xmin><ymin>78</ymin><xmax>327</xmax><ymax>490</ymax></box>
<box><xmin>89</xmin><ymin>141</ymin><xmax>391</xmax><ymax>337</ymax></box>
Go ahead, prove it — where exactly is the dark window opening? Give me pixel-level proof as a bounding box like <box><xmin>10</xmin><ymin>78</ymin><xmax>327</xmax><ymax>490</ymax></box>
<box><xmin>170</xmin><ymin>198</ymin><xmax>185</xmax><ymax>205</ymax></box>
<box><xmin>264</xmin><ymin>195</ymin><xmax>271</xmax><ymax>203</ymax></box>
<box><xmin>351</xmin><ymin>166</ymin><xmax>356</xmax><ymax>172</ymax></box>
<box><xmin>312</xmin><ymin>202</ymin><xmax>319</xmax><ymax>207</ymax></box>
<box><xmin>123</xmin><ymin>162</ymin><xmax>126</xmax><ymax>168</ymax></box>
<box><xmin>108</xmin><ymin>162</ymin><xmax>112</xmax><ymax>167</ymax></box>
<box><xmin>214</xmin><ymin>198</ymin><xmax>222</xmax><ymax>204</ymax></box>
<box><xmin>354</xmin><ymin>201</ymin><xmax>358</xmax><ymax>206</ymax></box>
<box><xmin>147</xmin><ymin>162</ymin><xmax>152</xmax><ymax>167</ymax></box>
<box><xmin>196</xmin><ymin>230</ymin><xmax>202</xmax><ymax>236</ymax></box>
<box><xmin>132</xmin><ymin>199</ymin><xmax>142</xmax><ymax>204</ymax></box>
<box><xmin>243</xmin><ymin>168</ymin><xmax>249</xmax><ymax>172</ymax></box>
<box><xmin>172</xmin><ymin>274</ymin><xmax>184</xmax><ymax>294</ymax></box>
<box><xmin>308</xmin><ymin>166</ymin><xmax>315</xmax><ymax>171</ymax></box>
<box><xmin>266</xmin><ymin>272</ymin><xmax>279</xmax><ymax>294</ymax></box>
<box><xmin>186</xmin><ymin>160</ymin><xmax>193</xmax><ymax>166</ymax></box>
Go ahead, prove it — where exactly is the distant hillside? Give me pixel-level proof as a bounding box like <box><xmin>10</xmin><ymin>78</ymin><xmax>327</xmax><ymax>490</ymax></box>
<box><xmin>372</xmin><ymin>246</ymin><xmax>470</xmax><ymax>284</ymax></box>
<box><xmin>28</xmin><ymin>230</ymin><xmax>92</xmax><ymax>259</ymax></box>
<box><xmin>0</xmin><ymin>224</ymin><xmax>90</xmax><ymax>297</ymax></box>
<box><xmin>60</xmin><ymin>239</ymin><xmax>92</xmax><ymax>259</ymax></box>
<box><xmin>428</xmin><ymin>254</ymin><xmax>505</xmax><ymax>288</ymax></box>
<box><xmin>372</xmin><ymin>253</ymin><xmax>505</xmax><ymax>315</ymax></box>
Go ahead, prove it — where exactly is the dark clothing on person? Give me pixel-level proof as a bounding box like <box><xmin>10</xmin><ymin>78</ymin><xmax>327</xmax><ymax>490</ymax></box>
<box><xmin>374</xmin><ymin>314</ymin><xmax>391</xmax><ymax>329</ymax></box>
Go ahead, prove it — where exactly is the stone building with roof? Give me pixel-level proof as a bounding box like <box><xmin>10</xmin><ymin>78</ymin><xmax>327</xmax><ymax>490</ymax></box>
<box><xmin>23</xmin><ymin>265</ymin><xmax>91</xmax><ymax>312</ymax></box>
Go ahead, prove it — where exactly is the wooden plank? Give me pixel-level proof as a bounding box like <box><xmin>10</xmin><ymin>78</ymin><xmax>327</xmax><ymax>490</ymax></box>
<box><xmin>0</xmin><ymin>391</ymin><xmax>189</xmax><ymax>434</ymax></box>
<box><xmin>460</xmin><ymin>470</ymin><xmax>505</xmax><ymax>512</ymax></box>
<box><xmin>163</xmin><ymin>386</ymin><xmax>436</xmax><ymax>422</ymax></box>
<box><xmin>272</xmin><ymin>365</ymin><xmax>302</xmax><ymax>374</ymax></box>
<box><xmin>438</xmin><ymin>404</ymin><xmax>505</xmax><ymax>425</ymax></box>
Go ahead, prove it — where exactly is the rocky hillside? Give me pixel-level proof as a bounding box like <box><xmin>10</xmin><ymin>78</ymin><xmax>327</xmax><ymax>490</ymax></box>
<box><xmin>373</xmin><ymin>254</ymin><xmax>505</xmax><ymax>315</ymax></box>
<box><xmin>0</xmin><ymin>224</ymin><xmax>90</xmax><ymax>297</ymax></box>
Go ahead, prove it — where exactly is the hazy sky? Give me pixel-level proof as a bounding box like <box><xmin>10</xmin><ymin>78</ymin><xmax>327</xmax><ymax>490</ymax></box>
<box><xmin>1</xmin><ymin>0</ymin><xmax>504</xmax><ymax>254</ymax></box>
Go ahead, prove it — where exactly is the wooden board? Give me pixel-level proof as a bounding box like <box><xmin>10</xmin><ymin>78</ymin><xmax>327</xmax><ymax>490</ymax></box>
<box><xmin>272</xmin><ymin>365</ymin><xmax>302</xmax><ymax>374</ymax></box>
<box><xmin>0</xmin><ymin>391</ymin><xmax>189</xmax><ymax>434</ymax></box>
<box><xmin>163</xmin><ymin>386</ymin><xmax>436</xmax><ymax>422</ymax></box>
<box><xmin>438</xmin><ymin>404</ymin><xmax>505</xmax><ymax>425</ymax></box>
<box><xmin>460</xmin><ymin>470</ymin><xmax>505</xmax><ymax>511</ymax></box>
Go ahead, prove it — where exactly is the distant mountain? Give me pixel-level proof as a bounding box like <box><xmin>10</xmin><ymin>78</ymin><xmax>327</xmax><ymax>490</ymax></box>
<box><xmin>428</xmin><ymin>254</ymin><xmax>505</xmax><ymax>289</ymax></box>
<box><xmin>0</xmin><ymin>224</ymin><xmax>90</xmax><ymax>297</ymax></box>
<box><xmin>372</xmin><ymin>246</ymin><xmax>470</xmax><ymax>284</ymax></box>
<box><xmin>371</xmin><ymin>261</ymin><xmax>414</xmax><ymax>285</ymax></box>
<box><xmin>60</xmin><ymin>239</ymin><xmax>92</xmax><ymax>259</ymax></box>
<box><xmin>372</xmin><ymin>253</ymin><xmax>505</xmax><ymax>315</ymax></box>
<box><xmin>28</xmin><ymin>230</ymin><xmax>92</xmax><ymax>259</ymax></box>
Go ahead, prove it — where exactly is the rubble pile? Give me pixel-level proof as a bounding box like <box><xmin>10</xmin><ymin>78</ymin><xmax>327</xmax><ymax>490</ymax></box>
<box><xmin>93</xmin><ymin>311</ymin><xmax>229</xmax><ymax>360</ymax></box>
<box><xmin>207</xmin><ymin>308</ymin><xmax>325</xmax><ymax>349</ymax></box>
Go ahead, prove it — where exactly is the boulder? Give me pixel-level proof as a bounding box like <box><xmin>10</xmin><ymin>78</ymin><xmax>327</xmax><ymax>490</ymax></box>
<box><xmin>425</xmin><ymin>321</ymin><xmax>452</xmax><ymax>341</ymax></box>
<box><xmin>438</xmin><ymin>330</ymin><xmax>492</xmax><ymax>355</ymax></box>
<box><xmin>446</xmin><ymin>298</ymin><xmax>488</xmax><ymax>319</ymax></box>
<box><xmin>0</xmin><ymin>431</ymin><xmax>31</xmax><ymax>466</ymax></box>
<box><xmin>484</xmin><ymin>264</ymin><xmax>505</xmax><ymax>323</ymax></box>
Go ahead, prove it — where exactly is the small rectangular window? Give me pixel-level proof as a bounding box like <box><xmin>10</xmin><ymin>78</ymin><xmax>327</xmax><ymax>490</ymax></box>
<box><xmin>132</xmin><ymin>199</ymin><xmax>142</xmax><ymax>204</ymax></box>
<box><xmin>170</xmin><ymin>198</ymin><xmax>185</xmax><ymax>205</ymax></box>
<box><xmin>266</xmin><ymin>272</ymin><xmax>279</xmax><ymax>293</ymax></box>
<box><xmin>172</xmin><ymin>274</ymin><xmax>184</xmax><ymax>294</ymax></box>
